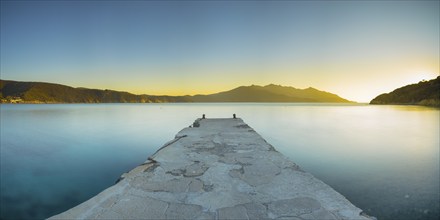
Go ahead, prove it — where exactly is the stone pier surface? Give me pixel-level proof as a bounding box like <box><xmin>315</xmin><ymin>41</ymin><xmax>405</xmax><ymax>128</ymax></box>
<box><xmin>50</xmin><ymin>118</ymin><xmax>373</xmax><ymax>220</ymax></box>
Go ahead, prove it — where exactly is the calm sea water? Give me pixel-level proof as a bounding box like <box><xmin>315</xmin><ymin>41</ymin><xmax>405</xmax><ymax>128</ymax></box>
<box><xmin>0</xmin><ymin>103</ymin><xmax>438</xmax><ymax>220</ymax></box>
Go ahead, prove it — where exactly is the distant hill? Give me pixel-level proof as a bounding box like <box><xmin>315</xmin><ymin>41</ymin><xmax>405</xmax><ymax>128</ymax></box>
<box><xmin>0</xmin><ymin>80</ymin><xmax>193</xmax><ymax>103</ymax></box>
<box><xmin>0</xmin><ymin>80</ymin><xmax>352</xmax><ymax>103</ymax></box>
<box><xmin>370</xmin><ymin>76</ymin><xmax>440</xmax><ymax>107</ymax></box>
<box><xmin>192</xmin><ymin>84</ymin><xmax>351</xmax><ymax>103</ymax></box>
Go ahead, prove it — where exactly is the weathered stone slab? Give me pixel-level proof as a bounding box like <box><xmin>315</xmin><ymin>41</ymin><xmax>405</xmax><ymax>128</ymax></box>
<box><xmin>109</xmin><ymin>195</ymin><xmax>168</xmax><ymax>219</ymax></box>
<box><xmin>164</xmin><ymin>203</ymin><xmax>203</xmax><ymax>219</ymax></box>
<box><xmin>268</xmin><ymin>197</ymin><xmax>321</xmax><ymax>217</ymax></box>
<box><xmin>50</xmin><ymin>118</ymin><xmax>374</xmax><ymax>220</ymax></box>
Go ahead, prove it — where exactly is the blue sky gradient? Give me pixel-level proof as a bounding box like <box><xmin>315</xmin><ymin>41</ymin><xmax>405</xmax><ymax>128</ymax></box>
<box><xmin>1</xmin><ymin>1</ymin><xmax>439</xmax><ymax>102</ymax></box>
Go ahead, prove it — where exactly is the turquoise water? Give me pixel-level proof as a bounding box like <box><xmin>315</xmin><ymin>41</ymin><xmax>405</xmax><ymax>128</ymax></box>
<box><xmin>0</xmin><ymin>103</ymin><xmax>438</xmax><ymax>219</ymax></box>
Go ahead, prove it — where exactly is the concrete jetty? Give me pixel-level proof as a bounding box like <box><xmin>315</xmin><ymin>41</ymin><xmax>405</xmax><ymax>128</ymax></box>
<box><xmin>50</xmin><ymin>118</ymin><xmax>373</xmax><ymax>220</ymax></box>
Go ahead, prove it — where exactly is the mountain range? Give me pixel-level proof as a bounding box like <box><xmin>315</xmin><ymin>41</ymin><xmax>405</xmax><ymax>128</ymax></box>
<box><xmin>370</xmin><ymin>76</ymin><xmax>439</xmax><ymax>107</ymax></box>
<box><xmin>0</xmin><ymin>80</ymin><xmax>352</xmax><ymax>103</ymax></box>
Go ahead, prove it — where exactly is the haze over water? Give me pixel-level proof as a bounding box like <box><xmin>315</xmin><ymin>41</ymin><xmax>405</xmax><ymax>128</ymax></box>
<box><xmin>0</xmin><ymin>103</ymin><xmax>438</xmax><ymax>219</ymax></box>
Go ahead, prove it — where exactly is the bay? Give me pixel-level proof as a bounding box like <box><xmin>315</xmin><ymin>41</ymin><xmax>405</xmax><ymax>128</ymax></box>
<box><xmin>0</xmin><ymin>103</ymin><xmax>438</xmax><ymax>219</ymax></box>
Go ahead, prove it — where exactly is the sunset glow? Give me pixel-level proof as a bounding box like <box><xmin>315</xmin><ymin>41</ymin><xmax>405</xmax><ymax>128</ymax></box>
<box><xmin>1</xmin><ymin>1</ymin><xmax>438</xmax><ymax>102</ymax></box>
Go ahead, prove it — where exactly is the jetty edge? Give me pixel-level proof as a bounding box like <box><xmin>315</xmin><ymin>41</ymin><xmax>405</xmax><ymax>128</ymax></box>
<box><xmin>50</xmin><ymin>117</ymin><xmax>375</xmax><ymax>220</ymax></box>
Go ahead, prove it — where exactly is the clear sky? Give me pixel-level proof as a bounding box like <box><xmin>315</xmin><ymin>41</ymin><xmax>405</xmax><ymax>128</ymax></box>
<box><xmin>1</xmin><ymin>1</ymin><xmax>439</xmax><ymax>102</ymax></box>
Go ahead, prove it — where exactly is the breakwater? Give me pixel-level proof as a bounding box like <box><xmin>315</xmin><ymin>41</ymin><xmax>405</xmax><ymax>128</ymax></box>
<box><xmin>50</xmin><ymin>117</ymin><xmax>373</xmax><ymax>219</ymax></box>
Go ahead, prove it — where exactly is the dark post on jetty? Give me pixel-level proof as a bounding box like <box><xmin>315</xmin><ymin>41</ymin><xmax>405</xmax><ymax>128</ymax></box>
<box><xmin>50</xmin><ymin>118</ymin><xmax>374</xmax><ymax>220</ymax></box>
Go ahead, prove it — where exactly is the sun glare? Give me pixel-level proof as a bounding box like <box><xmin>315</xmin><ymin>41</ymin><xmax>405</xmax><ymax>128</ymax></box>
<box><xmin>407</xmin><ymin>72</ymin><xmax>439</xmax><ymax>84</ymax></box>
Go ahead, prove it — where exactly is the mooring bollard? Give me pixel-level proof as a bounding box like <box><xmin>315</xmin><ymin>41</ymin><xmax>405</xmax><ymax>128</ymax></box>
<box><xmin>233</xmin><ymin>114</ymin><xmax>236</xmax><ymax>119</ymax></box>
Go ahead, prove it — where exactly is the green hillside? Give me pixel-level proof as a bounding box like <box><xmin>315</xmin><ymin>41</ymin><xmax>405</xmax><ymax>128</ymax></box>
<box><xmin>192</xmin><ymin>85</ymin><xmax>351</xmax><ymax>103</ymax></box>
<box><xmin>0</xmin><ymin>79</ymin><xmax>353</xmax><ymax>103</ymax></box>
<box><xmin>370</xmin><ymin>76</ymin><xmax>440</xmax><ymax>107</ymax></box>
<box><xmin>0</xmin><ymin>80</ymin><xmax>149</xmax><ymax>103</ymax></box>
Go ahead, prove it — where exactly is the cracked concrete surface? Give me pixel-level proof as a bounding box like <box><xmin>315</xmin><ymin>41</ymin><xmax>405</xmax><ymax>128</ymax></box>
<box><xmin>50</xmin><ymin>118</ymin><xmax>374</xmax><ymax>220</ymax></box>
